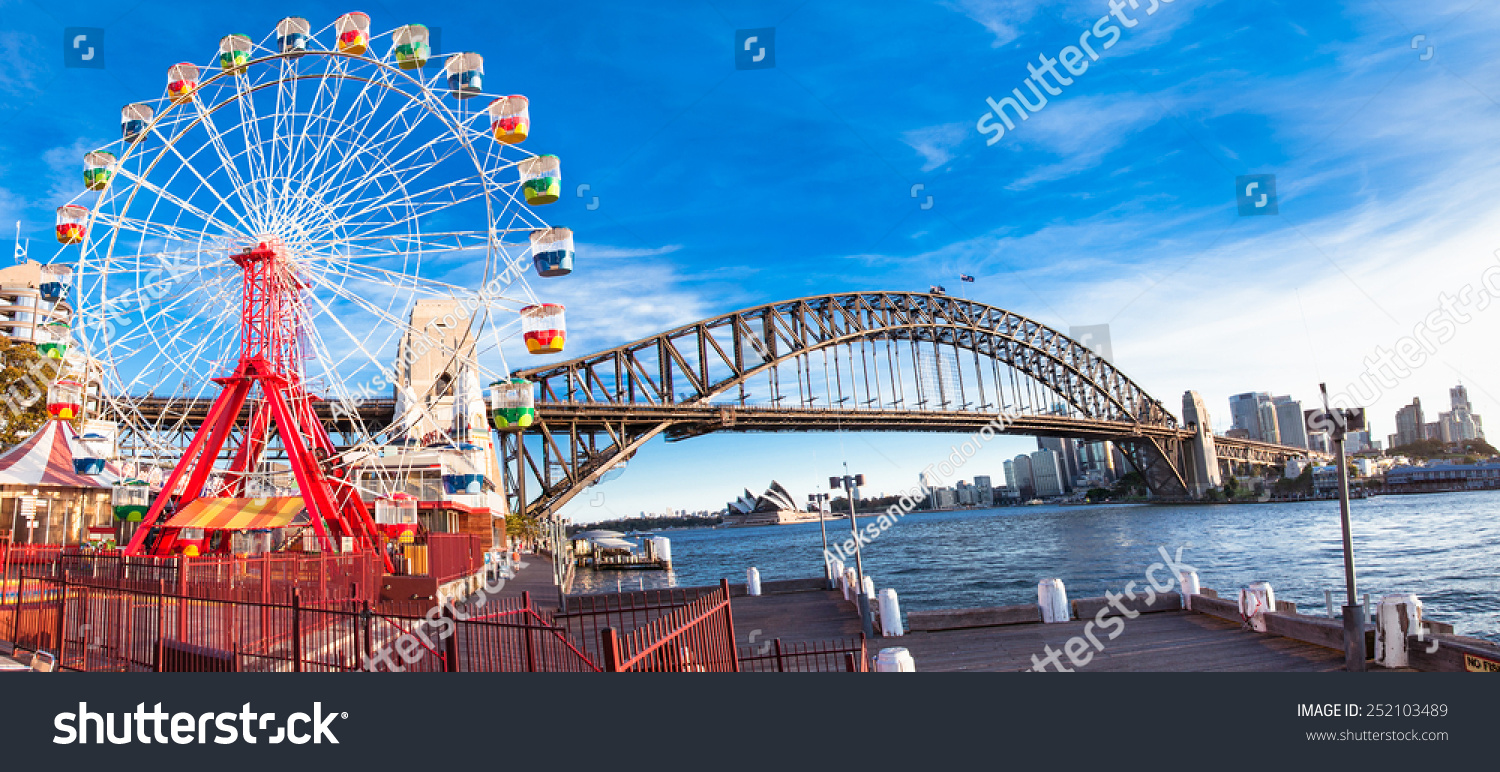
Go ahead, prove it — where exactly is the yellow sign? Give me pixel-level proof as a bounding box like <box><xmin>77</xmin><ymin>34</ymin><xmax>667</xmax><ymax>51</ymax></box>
<box><xmin>1463</xmin><ymin>653</ymin><xmax>1500</xmax><ymax>672</ymax></box>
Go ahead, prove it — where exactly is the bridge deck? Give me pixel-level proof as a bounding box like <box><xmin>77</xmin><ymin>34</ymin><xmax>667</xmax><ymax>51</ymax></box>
<box><xmin>730</xmin><ymin>585</ymin><xmax>1347</xmax><ymax>672</ymax></box>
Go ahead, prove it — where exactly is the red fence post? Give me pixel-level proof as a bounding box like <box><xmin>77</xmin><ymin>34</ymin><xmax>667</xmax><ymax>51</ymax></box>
<box><xmin>154</xmin><ymin>582</ymin><xmax>166</xmax><ymax>673</ymax></box>
<box><xmin>522</xmin><ymin>590</ymin><xmax>536</xmax><ymax>672</ymax></box>
<box><xmin>601</xmin><ymin>627</ymin><xmax>622</xmax><ymax>672</ymax></box>
<box><xmin>719</xmin><ymin>578</ymin><xmax>740</xmax><ymax>673</ymax></box>
<box><xmin>443</xmin><ymin>604</ymin><xmax>460</xmax><ymax>673</ymax></box>
<box><xmin>291</xmin><ymin>588</ymin><xmax>303</xmax><ymax>673</ymax></box>
<box><xmin>54</xmin><ymin>573</ymin><xmax>68</xmax><ymax>659</ymax></box>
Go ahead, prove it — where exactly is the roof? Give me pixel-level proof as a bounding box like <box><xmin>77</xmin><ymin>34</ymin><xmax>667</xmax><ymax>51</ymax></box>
<box><xmin>165</xmin><ymin>497</ymin><xmax>308</xmax><ymax>530</ymax></box>
<box><xmin>0</xmin><ymin>420</ymin><xmax>120</xmax><ymax>488</ymax></box>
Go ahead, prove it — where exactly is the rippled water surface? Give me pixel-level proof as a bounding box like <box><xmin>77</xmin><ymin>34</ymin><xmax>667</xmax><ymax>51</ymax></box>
<box><xmin>570</xmin><ymin>491</ymin><xmax>1499</xmax><ymax>641</ymax></box>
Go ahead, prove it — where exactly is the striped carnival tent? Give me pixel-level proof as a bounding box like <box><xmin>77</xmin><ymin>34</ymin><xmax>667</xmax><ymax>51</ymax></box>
<box><xmin>0</xmin><ymin>420</ymin><xmax>120</xmax><ymax>488</ymax></box>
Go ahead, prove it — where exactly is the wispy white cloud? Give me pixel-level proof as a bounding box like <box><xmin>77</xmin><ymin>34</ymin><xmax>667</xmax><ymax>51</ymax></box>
<box><xmin>943</xmin><ymin>0</ymin><xmax>1036</xmax><ymax>48</ymax></box>
<box><xmin>902</xmin><ymin>122</ymin><xmax>969</xmax><ymax>172</ymax></box>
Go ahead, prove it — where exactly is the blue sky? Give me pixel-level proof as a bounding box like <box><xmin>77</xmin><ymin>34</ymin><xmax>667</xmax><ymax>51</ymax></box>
<box><xmin>4</xmin><ymin>0</ymin><xmax>1500</xmax><ymax>521</ymax></box>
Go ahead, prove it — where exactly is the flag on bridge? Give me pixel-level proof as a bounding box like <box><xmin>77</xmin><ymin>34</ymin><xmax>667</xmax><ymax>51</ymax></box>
<box><xmin>930</xmin><ymin>285</ymin><xmax>946</xmax><ymax>295</ymax></box>
<box><xmin>960</xmin><ymin>274</ymin><xmax>975</xmax><ymax>283</ymax></box>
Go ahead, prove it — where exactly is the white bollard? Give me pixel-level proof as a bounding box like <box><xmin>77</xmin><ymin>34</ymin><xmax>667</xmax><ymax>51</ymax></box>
<box><xmin>879</xmin><ymin>588</ymin><xmax>904</xmax><ymax>636</ymax></box>
<box><xmin>1239</xmin><ymin>581</ymin><xmax>1276</xmax><ymax>633</ymax></box>
<box><xmin>862</xmin><ymin>575</ymin><xmax>875</xmax><ymax>601</ymax></box>
<box><xmin>1179</xmin><ymin>570</ymin><xmax>1200</xmax><ymax>610</ymax></box>
<box><xmin>746</xmin><ymin>567</ymin><xmax>762</xmax><ymax>596</ymax></box>
<box><xmin>843</xmin><ymin>567</ymin><xmax>857</xmax><ymax>601</ymax></box>
<box><xmin>874</xmin><ymin>647</ymin><xmax>916</xmax><ymax>672</ymax></box>
<box><xmin>1038</xmin><ymin>578</ymin><xmax>1070</xmax><ymax>623</ymax></box>
<box><xmin>652</xmin><ymin>537</ymin><xmax>671</xmax><ymax>566</ymax></box>
<box><xmin>1375</xmin><ymin>594</ymin><xmax>1423</xmax><ymax>668</ymax></box>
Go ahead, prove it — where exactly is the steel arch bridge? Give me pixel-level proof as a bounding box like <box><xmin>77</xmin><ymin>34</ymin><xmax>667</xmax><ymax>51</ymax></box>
<box><xmin>508</xmin><ymin>291</ymin><xmax>1314</xmax><ymax>517</ymax></box>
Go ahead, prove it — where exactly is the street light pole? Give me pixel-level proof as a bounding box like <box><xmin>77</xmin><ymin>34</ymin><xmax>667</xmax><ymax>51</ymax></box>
<box><xmin>808</xmin><ymin>491</ymin><xmax>832</xmax><ymax>589</ymax></box>
<box><xmin>1319</xmin><ymin>382</ymin><xmax>1366</xmax><ymax>672</ymax></box>
<box><xmin>831</xmin><ymin>464</ymin><xmax>874</xmax><ymax>639</ymax></box>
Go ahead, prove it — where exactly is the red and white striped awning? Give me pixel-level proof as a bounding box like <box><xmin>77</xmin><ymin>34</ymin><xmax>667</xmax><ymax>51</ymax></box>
<box><xmin>0</xmin><ymin>420</ymin><xmax>120</xmax><ymax>488</ymax></box>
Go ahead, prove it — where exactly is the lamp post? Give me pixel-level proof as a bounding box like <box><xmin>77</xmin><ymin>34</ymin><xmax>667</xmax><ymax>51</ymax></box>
<box><xmin>807</xmin><ymin>491</ymin><xmax>832</xmax><ymax>589</ymax></box>
<box><xmin>829</xmin><ymin>465</ymin><xmax>873</xmax><ymax>639</ymax></box>
<box><xmin>1311</xmin><ymin>384</ymin><xmax>1366</xmax><ymax>672</ymax></box>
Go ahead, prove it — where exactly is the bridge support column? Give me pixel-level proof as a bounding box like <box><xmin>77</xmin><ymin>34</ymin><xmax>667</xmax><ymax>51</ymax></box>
<box><xmin>1181</xmin><ymin>391</ymin><xmax>1222</xmax><ymax>497</ymax></box>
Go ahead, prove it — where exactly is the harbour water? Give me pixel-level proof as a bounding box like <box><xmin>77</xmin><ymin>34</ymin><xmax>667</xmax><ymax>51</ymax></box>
<box><xmin>571</xmin><ymin>491</ymin><xmax>1500</xmax><ymax>642</ymax></box>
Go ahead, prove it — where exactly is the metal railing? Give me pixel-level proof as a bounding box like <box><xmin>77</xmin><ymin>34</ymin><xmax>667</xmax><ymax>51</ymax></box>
<box><xmin>737</xmin><ymin>637</ymin><xmax>868</xmax><ymax>672</ymax></box>
<box><xmin>598</xmin><ymin>580</ymin><xmax>739</xmax><ymax>672</ymax></box>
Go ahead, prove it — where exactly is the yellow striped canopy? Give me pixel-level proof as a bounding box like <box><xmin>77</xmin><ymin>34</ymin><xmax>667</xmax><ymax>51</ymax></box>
<box><xmin>165</xmin><ymin>497</ymin><xmax>306</xmax><ymax>530</ymax></box>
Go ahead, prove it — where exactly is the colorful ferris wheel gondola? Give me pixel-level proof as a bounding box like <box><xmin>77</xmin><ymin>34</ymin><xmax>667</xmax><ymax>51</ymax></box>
<box><xmin>445</xmin><ymin>52</ymin><xmax>484</xmax><ymax>98</ymax></box>
<box><xmin>519</xmin><ymin>155</ymin><xmax>561</xmax><ymax>205</ymax></box>
<box><xmin>392</xmin><ymin>24</ymin><xmax>430</xmax><ymax>69</ymax></box>
<box><xmin>36</xmin><ymin>320</ymin><xmax>69</xmax><ymax>360</ymax></box>
<box><xmin>489</xmin><ymin>377</ymin><xmax>535</xmax><ymax>431</ymax></box>
<box><xmin>121</xmin><ymin>103</ymin><xmax>153</xmax><ymax>142</ymax></box>
<box><xmin>55</xmin><ymin>205</ymin><xmax>88</xmax><ymax>244</ymax></box>
<box><xmin>167</xmin><ymin>62</ymin><xmax>199</xmax><ymax>104</ymax></box>
<box><xmin>84</xmin><ymin>150</ymin><xmax>117</xmax><ymax>191</ymax></box>
<box><xmin>374</xmin><ymin>493</ymin><xmax>419</xmax><ymax>543</ymax></box>
<box><xmin>74</xmin><ymin>433</ymin><xmax>109</xmax><ymax>475</ymax></box>
<box><xmin>277</xmin><ymin>17</ymin><xmax>311</xmax><ymax>56</ymax></box>
<box><xmin>219</xmin><ymin>34</ymin><xmax>254</xmax><ymax>72</ymax></box>
<box><xmin>48</xmin><ymin>379</ymin><xmax>84</xmax><ymax>420</ymax></box>
<box><xmin>488</xmin><ymin>95</ymin><xmax>529</xmax><ymax>144</ymax></box>
<box><xmin>336</xmin><ymin>12</ymin><xmax>372</xmax><ymax>55</ymax></box>
<box><xmin>530</xmin><ymin>227</ymin><xmax>573</xmax><ymax>277</ymax></box>
<box><xmin>521</xmin><ymin>304</ymin><xmax>566</xmax><ymax>354</ymax></box>
<box><xmin>112</xmin><ymin>479</ymin><xmax>151</xmax><ymax>522</ymax></box>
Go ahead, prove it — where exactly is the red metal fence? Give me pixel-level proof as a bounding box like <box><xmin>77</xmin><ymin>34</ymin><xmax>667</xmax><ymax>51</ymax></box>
<box><xmin>599</xmin><ymin>579</ymin><xmax>740</xmax><ymax>672</ymax></box>
<box><xmin>2</xmin><ymin>573</ymin><xmax>599</xmax><ymax>673</ymax></box>
<box><xmin>736</xmin><ymin>637</ymin><xmax>868</xmax><ymax>672</ymax></box>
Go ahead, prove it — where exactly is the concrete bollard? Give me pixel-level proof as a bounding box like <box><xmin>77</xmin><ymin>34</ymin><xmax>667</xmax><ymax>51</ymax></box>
<box><xmin>1239</xmin><ymin>581</ymin><xmax>1276</xmax><ymax>633</ymax></box>
<box><xmin>1179</xmin><ymin>570</ymin><xmax>1200</xmax><ymax>610</ymax></box>
<box><xmin>874</xmin><ymin>647</ymin><xmax>916</xmax><ymax>672</ymax></box>
<box><xmin>1038</xmin><ymin>578</ymin><xmax>1070</xmax><ymax>623</ymax></box>
<box><xmin>746</xmin><ymin>567</ymin><xmax>762</xmax><ymax>596</ymax></box>
<box><xmin>879</xmin><ymin>588</ymin><xmax>904</xmax><ymax>636</ymax></box>
<box><xmin>652</xmin><ymin>537</ymin><xmax>672</xmax><ymax>567</ymax></box>
<box><xmin>862</xmin><ymin>575</ymin><xmax>875</xmax><ymax>601</ymax></box>
<box><xmin>843</xmin><ymin>567</ymin><xmax>857</xmax><ymax>601</ymax></box>
<box><xmin>1375</xmin><ymin>594</ymin><xmax>1423</xmax><ymax>668</ymax></box>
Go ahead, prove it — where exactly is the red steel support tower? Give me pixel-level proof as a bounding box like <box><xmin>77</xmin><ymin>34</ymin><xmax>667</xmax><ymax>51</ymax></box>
<box><xmin>123</xmin><ymin>239</ymin><xmax>392</xmax><ymax>572</ymax></box>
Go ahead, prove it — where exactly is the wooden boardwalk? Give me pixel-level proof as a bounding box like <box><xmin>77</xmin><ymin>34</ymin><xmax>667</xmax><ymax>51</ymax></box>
<box><xmin>726</xmin><ymin>586</ymin><xmax>1348</xmax><ymax>672</ymax></box>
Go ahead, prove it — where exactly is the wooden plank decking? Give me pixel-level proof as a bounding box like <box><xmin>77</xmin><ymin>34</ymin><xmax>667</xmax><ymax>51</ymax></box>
<box><xmin>725</xmin><ymin>585</ymin><xmax>1348</xmax><ymax>672</ymax></box>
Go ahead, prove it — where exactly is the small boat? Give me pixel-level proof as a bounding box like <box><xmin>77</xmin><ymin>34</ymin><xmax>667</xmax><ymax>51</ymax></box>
<box><xmin>1026</xmin><ymin>499</ymin><xmax>1044</xmax><ymax>506</ymax></box>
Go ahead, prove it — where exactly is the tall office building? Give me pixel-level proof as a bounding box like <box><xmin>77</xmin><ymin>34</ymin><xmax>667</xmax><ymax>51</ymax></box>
<box><xmin>1229</xmin><ymin>392</ymin><xmax>1270</xmax><ymax>440</ymax></box>
<box><xmin>1037</xmin><ymin>437</ymin><xmax>1079</xmax><ymax>491</ymax></box>
<box><xmin>1451</xmin><ymin>384</ymin><xmax>1471</xmax><ymax>413</ymax></box>
<box><xmin>1256</xmin><ymin>400</ymin><xmax>1281</xmax><ymax>445</ymax></box>
<box><xmin>1272</xmin><ymin>396</ymin><xmax>1308</xmax><ymax>449</ymax></box>
<box><xmin>1029</xmin><ymin>449</ymin><xmax>1064</xmax><ymax>498</ymax></box>
<box><xmin>973</xmin><ymin>475</ymin><xmax>994</xmax><ymax>507</ymax></box>
<box><xmin>1394</xmin><ymin>398</ymin><xmax>1425</xmax><ymax>448</ymax></box>
<box><xmin>1010</xmin><ymin>454</ymin><xmax>1035</xmax><ymax>498</ymax></box>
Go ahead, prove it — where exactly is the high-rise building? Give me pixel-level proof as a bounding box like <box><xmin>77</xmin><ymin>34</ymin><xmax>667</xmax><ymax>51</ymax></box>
<box><xmin>1256</xmin><ymin>400</ymin><xmax>1281</xmax><ymax>445</ymax></box>
<box><xmin>1029</xmin><ymin>449</ymin><xmax>1065</xmax><ymax>498</ymax></box>
<box><xmin>973</xmin><ymin>475</ymin><xmax>994</xmax><ymax>507</ymax></box>
<box><xmin>1272</xmin><ymin>397</ymin><xmax>1308</xmax><ymax>449</ymax></box>
<box><xmin>1011</xmin><ymin>454</ymin><xmax>1035</xmax><ymax>498</ymax></box>
<box><xmin>1229</xmin><ymin>392</ymin><xmax>1270</xmax><ymax>440</ymax></box>
<box><xmin>1036</xmin><ymin>437</ymin><xmax>1079</xmax><ymax>491</ymax></box>
<box><xmin>1452</xmin><ymin>384</ymin><xmax>1471</xmax><ymax>413</ymax></box>
<box><xmin>1394</xmin><ymin>398</ymin><xmax>1425</xmax><ymax>448</ymax></box>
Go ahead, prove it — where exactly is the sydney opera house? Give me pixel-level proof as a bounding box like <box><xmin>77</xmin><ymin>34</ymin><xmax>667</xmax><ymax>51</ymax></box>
<box><xmin>723</xmin><ymin>481</ymin><xmax>828</xmax><ymax>527</ymax></box>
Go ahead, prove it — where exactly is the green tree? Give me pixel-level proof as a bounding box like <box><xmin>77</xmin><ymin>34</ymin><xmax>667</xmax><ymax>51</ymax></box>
<box><xmin>1085</xmin><ymin>487</ymin><xmax>1111</xmax><ymax>503</ymax></box>
<box><xmin>0</xmin><ymin>338</ymin><xmax>60</xmax><ymax>447</ymax></box>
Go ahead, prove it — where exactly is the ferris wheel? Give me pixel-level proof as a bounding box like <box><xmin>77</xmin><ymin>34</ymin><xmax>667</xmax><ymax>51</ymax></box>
<box><xmin>45</xmin><ymin>14</ymin><xmax>575</xmax><ymax>557</ymax></box>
